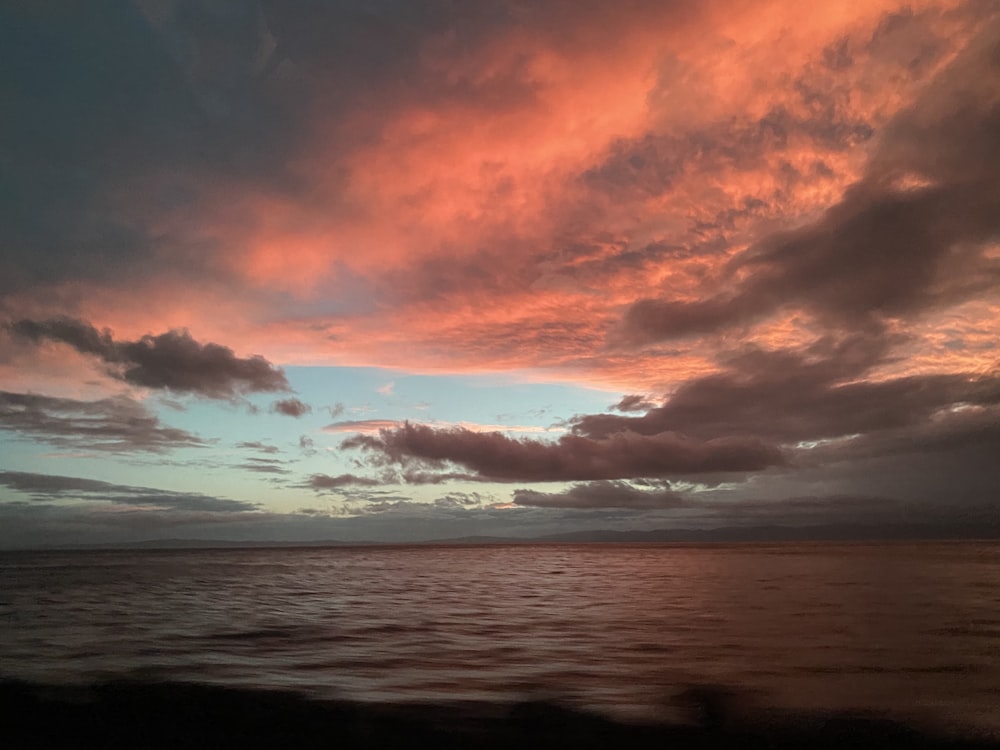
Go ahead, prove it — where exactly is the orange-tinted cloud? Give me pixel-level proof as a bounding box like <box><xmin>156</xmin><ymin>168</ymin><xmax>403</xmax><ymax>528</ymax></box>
<box><xmin>6</xmin><ymin>0</ymin><xmax>996</xmax><ymax>396</ymax></box>
<box><xmin>4</xmin><ymin>1</ymin><xmax>1000</xmax><ymax>533</ymax></box>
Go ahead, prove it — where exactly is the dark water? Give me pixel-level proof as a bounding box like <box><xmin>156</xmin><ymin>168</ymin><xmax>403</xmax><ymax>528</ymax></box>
<box><xmin>1</xmin><ymin>542</ymin><xmax>998</xmax><ymax>732</ymax></box>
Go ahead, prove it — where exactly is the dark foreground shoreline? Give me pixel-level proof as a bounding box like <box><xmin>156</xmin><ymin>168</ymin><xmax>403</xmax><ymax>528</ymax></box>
<box><xmin>2</xmin><ymin>679</ymin><xmax>997</xmax><ymax>750</ymax></box>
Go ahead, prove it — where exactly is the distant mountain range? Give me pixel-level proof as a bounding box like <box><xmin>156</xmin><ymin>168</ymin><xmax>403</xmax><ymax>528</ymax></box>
<box><xmin>27</xmin><ymin>522</ymin><xmax>1000</xmax><ymax>551</ymax></box>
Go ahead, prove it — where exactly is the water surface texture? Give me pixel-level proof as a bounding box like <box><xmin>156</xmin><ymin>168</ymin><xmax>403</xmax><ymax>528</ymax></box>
<box><xmin>2</xmin><ymin>542</ymin><xmax>998</xmax><ymax>731</ymax></box>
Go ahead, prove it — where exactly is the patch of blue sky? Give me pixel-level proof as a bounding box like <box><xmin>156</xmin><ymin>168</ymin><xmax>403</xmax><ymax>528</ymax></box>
<box><xmin>0</xmin><ymin>367</ymin><xmax>622</xmax><ymax>513</ymax></box>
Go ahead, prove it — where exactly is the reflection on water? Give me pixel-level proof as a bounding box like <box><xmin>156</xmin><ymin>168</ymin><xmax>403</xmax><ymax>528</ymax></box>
<box><xmin>1</xmin><ymin>542</ymin><xmax>998</xmax><ymax>731</ymax></box>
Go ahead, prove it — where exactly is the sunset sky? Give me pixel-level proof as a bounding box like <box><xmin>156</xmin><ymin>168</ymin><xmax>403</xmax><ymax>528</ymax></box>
<box><xmin>1</xmin><ymin>0</ymin><xmax>998</xmax><ymax>546</ymax></box>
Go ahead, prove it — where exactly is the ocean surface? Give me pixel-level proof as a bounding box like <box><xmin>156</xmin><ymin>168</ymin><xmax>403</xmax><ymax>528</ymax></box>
<box><xmin>1</xmin><ymin>542</ymin><xmax>999</xmax><ymax>733</ymax></box>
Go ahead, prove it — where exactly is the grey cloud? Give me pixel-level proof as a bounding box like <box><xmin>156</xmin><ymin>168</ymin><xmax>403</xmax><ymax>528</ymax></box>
<box><xmin>573</xmin><ymin>330</ymin><xmax>1000</xmax><ymax>447</ymax></box>
<box><xmin>0</xmin><ymin>390</ymin><xmax>204</xmax><ymax>453</ymax></box>
<box><xmin>115</xmin><ymin>330</ymin><xmax>289</xmax><ymax>397</ymax></box>
<box><xmin>271</xmin><ymin>397</ymin><xmax>311</xmax><ymax>417</ymax></box>
<box><xmin>623</xmin><ymin>179</ymin><xmax>1000</xmax><ymax>341</ymax></box>
<box><xmin>806</xmin><ymin>404</ymin><xmax>1000</xmax><ymax>470</ymax></box>
<box><xmin>308</xmin><ymin>473</ymin><xmax>382</xmax><ymax>490</ymax></box>
<box><xmin>509</xmin><ymin>483</ymin><xmax>901</xmax><ymax>521</ymax></box>
<box><xmin>612</xmin><ymin>394</ymin><xmax>657</xmax><ymax>412</ymax></box>
<box><xmin>237</xmin><ymin>458</ymin><xmax>291</xmax><ymax>475</ymax></box>
<box><xmin>236</xmin><ymin>441</ymin><xmax>281</xmax><ymax>454</ymax></box>
<box><xmin>0</xmin><ymin>470</ymin><xmax>256</xmax><ymax>513</ymax></box>
<box><xmin>725</xmin><ymin>494</ymin><xmax>901</xmax><ymax>520</ymax></box>
<box><xmin>400</xmin><ymin>469</ymin><xmax>483</xmax><ymax>485</ymax></box>
<box><xmin>0</xmin><ymin>2</ymin><xmax>303</xmax><ymax>293</ymax></box>
<box><xmin>0</xmin><ymin>471</ymin><xmax>123</xmax><ymax>496</ymax></box>
<box><xmin>9</xmin><ymin>318</ymin><xmax>289</xmax><ymax>399</ymax></box>
<box><xmin>341</xmin><ymin>422</ymin><xmax>785</xmax><ymax>482</ymax></box>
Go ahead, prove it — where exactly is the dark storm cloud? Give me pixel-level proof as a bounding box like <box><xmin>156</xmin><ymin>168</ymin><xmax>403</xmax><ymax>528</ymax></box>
<box><xmin>0</xmin><ymin>470</ymin><xmax>256</xmax><ymax>513</ymax></box>
<box><xmin>509</xmin><ymin>482</ymin><xmax>903</xmax><ymax>520</ymax></box>
<box><xmin>9</xmin><ymin>318</ymin><xmax>289</xmax><ymax>399</ymax></box>
<box><xmin>6</xmin><ymin>317</ymin><xmax>112</xmax><ymax>356</ymax></box>
<box><xmin>806</xmin><ymin>402</ymin><xmax>1000</xmax><ymax>469</ymax></box>
<box><xmin>0</xmin><ymin>1</ymin><xmax>301</xmax><ymax>291</ymax></box>
<box><xmin>0</xmin><ymin>0</ymin><xmax>573</xmax><ymax>294</ymax></box>
<box><xmin>341</xmin><ymin>422</ymin><xmax>784</xmax><ymax>482</ymax></box>
<box><xmin>621</xmin><ymin>30</ymin><xmax>1000</xmax><ymax>342</ymax></box>
<box><xmin>258</xmin><ymin>0</ymin><xmax>459</xmax><ymax>79</ymax></box>
<box><xmin>725</xmin><ymin>494</ymin><xmax>901</xmax><ymax>520</ymax></box>
<box><xmin>573</xmin><ymin>329</ymin><xmax>1000</xmax><ymax>446</ymax></box>
<box><xmin>112</xmin><ymin>330</ymin><xmax>288</xmax><ymax>396</ymax></box>
<box><xmin>513</xmin><ymin>481</ymin><xmax>688</xmax><ymax>510</ymax></box>
<box><xmin>270</xmin><ymin>397</ymin><xmax>311</xmax><ymax>417</ymax></box>
<box><xmin>0</xmin><ymin>390</ymin><xmax>203</xmax><ymax>452</ymax></box>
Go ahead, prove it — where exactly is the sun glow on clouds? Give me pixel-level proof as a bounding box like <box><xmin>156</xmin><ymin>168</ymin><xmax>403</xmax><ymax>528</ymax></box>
<box><xmin>2</xmin><ymin>0</ymin><xmax>1000</xmax><ymax>543</ymax></box>
<box><xmin>323</xmin><ymin>420</ymin><xmax>565</xmax><ymax>436</ymax></box>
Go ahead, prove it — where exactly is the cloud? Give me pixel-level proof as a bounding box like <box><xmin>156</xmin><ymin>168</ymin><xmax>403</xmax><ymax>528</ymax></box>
<box><xmin>308</xmin><ymin>473</ymin><xmax>382</xmax><ymax>490</ymax></box>
<box><xmin>324</xmin><ymin>418</ymin><xmax>564</xmax><ymax>435</ymax></box>
<box><xmin>513</xmin><ymin>481</ymin><xmax>688</xmax><ymax>510</ymax></box>
<box><xmin>434</xmin><ymin>491</ymin><xmax>488</xmax><ymax>508</ymax></box>
<box><xmin>620</xmin><ymin>23</ymin><xmax>1000</xmax><ymax>343</ymax></box>
<box><xmin>237</xmin><ymin>458</ymin><xmax>291</xmax><ymax>475</ymax></box>
<box><xmin>0</xmin><ymin>0</ymin><xmax>314</xmax><ymax>296</ymax></box>
<box><xmin>0</xmin><ymin>470</ymin><xmax>256</xmax><ymax>513</ymax></box>
<box><xmin>8</xmin><ymin>318</ymin><xmax>289</xmax><ymax>399</ymax></box>
<box><xmin>508</xmin><ymin>482</ymin><xmax>908</xmax><ymax>522</ymax></box>
<box><xmin>298</xmin><ymin>435</ymin><xmax>317</xmax><ymax>456</ymax></box>
<box><xmin>270</xmin><ymin>397</ymin><xmax>311</xmax><ymax>417</ymax></box>
<box><xmin>399</xmin><ymin>469</ymin><xmax>482</xmax><ymax>485</ymax></box>
<box><xmin>342</xmin><ymin>422</ymin><xmax>784</xmax><ymax>482</ymax></box>
<box><xmin>338</xmin><ymin>327</ymin><xmax>999</xmax><ymax>489</ymax></box>
<box><xmin>572</xmin><ymin>329</ymin><xmax>1000</xmax><ymax>447</ymax></box>
<box><xmin>324</xmin><ymin>419</ymin><xmax>402</xmax><ymax>434</ymax></box>
<box><xmin>0</xmin><ymin>390</ymin><xmax>203</xmax><ymax>452</ymax></box>
<box><xmin>584</xmin><ymin>96</ymin><xmax>874</xmax><ymax>202</ymax></box>
<box><xmin>3</xmin><ymin>0</ymin><xmax>1000</xmax><ymax>547</ymax></box>
<box><xmin>612</xmin><ymin>394</ymin><xmax>657</xmax><ymax>412</ymax></box>
<box><xmin>236</xmin><ymin>441</ymin><xmax>281</xmax><ymax>454</ymax></box>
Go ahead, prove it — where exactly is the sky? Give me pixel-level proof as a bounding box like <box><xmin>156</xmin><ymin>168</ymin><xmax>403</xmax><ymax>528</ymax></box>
<box><xmin>1</xmin><ymin>0</ymin><xmax>998</xmax><ymax>547</ymax></box>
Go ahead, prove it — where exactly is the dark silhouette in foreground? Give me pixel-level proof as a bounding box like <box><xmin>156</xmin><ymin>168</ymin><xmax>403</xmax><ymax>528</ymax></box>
<box><xmin>1</xmin><ymin>678</ymin><xmax>996</xmax><ymax>750</ymax></box>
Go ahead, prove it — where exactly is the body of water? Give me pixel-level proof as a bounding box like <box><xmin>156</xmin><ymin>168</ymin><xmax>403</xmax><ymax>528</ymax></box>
<box><xmin>1</xmin><ymin>542</ymin><xmax>998</xmax><ymax>733</ymax></box>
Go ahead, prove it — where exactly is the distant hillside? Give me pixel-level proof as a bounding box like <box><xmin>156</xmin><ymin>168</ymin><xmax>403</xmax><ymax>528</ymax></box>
<box><xmin>528</xmin><ymin>523</ymin><xmax>1000</xmax><ymax>544</ymax></box>
<box><xmin>23</xmin><ymin>522</ymin><xmax>1000</xmax><ymax>552</ymax></box>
